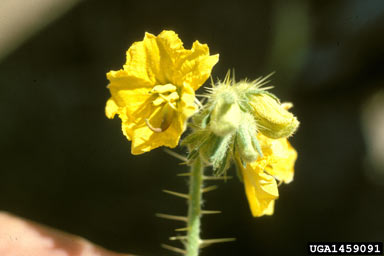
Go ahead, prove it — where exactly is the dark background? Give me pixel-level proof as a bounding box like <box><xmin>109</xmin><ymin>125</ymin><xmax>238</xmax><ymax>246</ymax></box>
<box><xmin>1</xmin><ymin>0</ymin><xmax>384</xmax><ymax>255</ymax></box>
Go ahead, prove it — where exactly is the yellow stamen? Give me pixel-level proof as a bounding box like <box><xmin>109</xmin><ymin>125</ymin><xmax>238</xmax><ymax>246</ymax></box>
<box><xmin>151</xmin><ymin>83</ymin><xmax>177</xmax><ymax>94</ymax></box>
<box><xmin>151</xmin><ymin>84</ymin><xmax>180</xmax><ymax>111</ymax></box>
<box><xmin>153</xmin><ymin>97</ymin><xmax>166</xmax><ymax>106</ymax></box>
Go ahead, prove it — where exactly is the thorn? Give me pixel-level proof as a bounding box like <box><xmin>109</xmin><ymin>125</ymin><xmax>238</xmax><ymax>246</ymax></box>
<box><xmin>260</xmin><ymin>86</ymin><xmax>274</xmax><ymax>91</ymax></box>
<box><xmin>156</xmin><ymin>213</ymin><xmax>187</xmax><ymax>222</ymax></box>
<box><xmin>194</xmin><ymin>97</ymin><xmax>203</xmax><ymax>109</ymax></box>
<box><xmin>177</xmin><ymin>172</ymin><xmax>192</xmax><ymax>176</ymax></box>
<box><xmin>255</xmin><ymin>72</ymin><xmax>275</xmax><ymax>88</ymax></box>
<box><xmin>195</xmin><ymin>93</ymin><xmax>210</xmax><ymax>98</ymax></box>
<box><xmin>202</xmin><ymin>185</ymin><xmax>218</xmax><ymax>193</ymax></box>
<box><xmin>224</xmin><ymin>69</ymin><xmax>231</xmax><ymax>84</ymax></box>
<box><xmin>169</xmin><ymin>235</ymin><xmax>188</xmax><ymax>241</ymax></box>
<box><xmin>201</xmin><ymin>210</ymin><xmax>221</xmax><ymax>214</ymax></box>
<box><xmin>175</xmin><ymin>227</ymin><xmax>189</xmax><ymax>232</ymax></box>
<box><xmin>200</xmin><ymin>97</ymin><xmax>208</xmax><ymax>105</ymax></box>
<box><xmin>200</xmin><ymin>238</ymin><xmax>236</xmax><ymax>248</ymax></box>
<box><xmin>161</xmin><ymin>244</ymin><xmax>186</xmax><ymax>254</ymax></box>
<box><xmin>203</xmin><ymin>175</ymin><xmax>232</xmax><ymax>180</ymax></box>
<box><xmin>232</xmin><ymin>68</ymin><xmax>236</xmax><ymax>84</ymax></box>
<box><xmin>162</xmin><ymin>189</ymin><xmax>190</xmax><ymax>199</ymax></box>
<box><xmin>163</xmin><ymin>148</ymin><xmax>188</xmax><ymax>162</ymax></box>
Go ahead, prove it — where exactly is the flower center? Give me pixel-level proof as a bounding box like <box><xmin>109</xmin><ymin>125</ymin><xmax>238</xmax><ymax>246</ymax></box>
<box><xmin>150</xmin><ymin>84</ymin><xmax>180</xmax><ymax>110</ymax></box>
<box><xmin>146</xmin><ymin>84</ymin><xmax>180</xmax><ymax>133</ymax></box>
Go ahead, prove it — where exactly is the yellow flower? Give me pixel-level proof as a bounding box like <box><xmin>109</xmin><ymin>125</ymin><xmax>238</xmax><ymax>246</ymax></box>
<box><xmin>105</xmin><ymin>30</ymin><xmax>219</xmax><ymax>154</ymax></box>
<box><xmin>240</xmin><ymin>133</ymin><xmax>297</xmax><ymax>217</ymax></box>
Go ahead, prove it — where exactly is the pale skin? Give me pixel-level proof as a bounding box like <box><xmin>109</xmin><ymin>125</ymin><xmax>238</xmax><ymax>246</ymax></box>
<box><xmin>0</xmin><ymin>211</ymin><xmax>134</xmax><ymax>256</ymax></box>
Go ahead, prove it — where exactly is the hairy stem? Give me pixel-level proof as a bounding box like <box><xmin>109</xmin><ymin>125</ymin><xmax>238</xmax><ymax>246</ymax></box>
<box><xmin>186</xmin><ymin>157</ymin><xmax>203</xmax><ymax>256</ymax></box>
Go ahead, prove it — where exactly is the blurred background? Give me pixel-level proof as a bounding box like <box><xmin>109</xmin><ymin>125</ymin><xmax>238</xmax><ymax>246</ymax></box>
<box><xmin>1</xmin><ymin>0</ymin><xmax>383</xmax><ymax>255</ymax></box>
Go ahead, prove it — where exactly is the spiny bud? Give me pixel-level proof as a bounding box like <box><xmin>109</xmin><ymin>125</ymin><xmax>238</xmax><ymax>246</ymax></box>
<box><xmin>182</xmin><ymin>71</ymin><xmax>299</xmax><ymax>177</ymax></box>
<box><xmin>249</xmin><ymin>94</ymin><xmax>299</xmax><ymax>139</ymax></box>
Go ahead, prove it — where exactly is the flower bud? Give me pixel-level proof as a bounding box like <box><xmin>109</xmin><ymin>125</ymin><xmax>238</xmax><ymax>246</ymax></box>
<box><xmin>249</xmin><ymin>94</ymin><xmax>299</xmax><ymax>139</ymax></box>
<box><xmin>235</xmin><ymin>113</ymin><xmax>262</xmax><ymax>163</ymax></box>
<box><xmin>209</xmin><ymin>94</ymin><xmax>241</xmax><ymax>136</ymax></box>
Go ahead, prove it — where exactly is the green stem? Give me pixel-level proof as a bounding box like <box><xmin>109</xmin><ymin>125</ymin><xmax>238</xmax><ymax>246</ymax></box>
<box><xmin>186</xmin><ymin>157</ymin><xmax>203</xmax><ymax>256</ymax></box>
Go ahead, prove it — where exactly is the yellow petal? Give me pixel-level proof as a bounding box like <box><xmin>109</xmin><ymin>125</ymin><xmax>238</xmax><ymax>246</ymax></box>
<box><xmin>121</xmin><ymin>117</ymin><xmax>134</xmax><ymax>140</ymax></box>
<box><xmin>123</xmin><ymin>33</ymin><xmax>161</xmax><ymax>85</ymax></box>
<box><xmin>105</xmin><ymin>99</ymin><xmax>133</xmax><ymax>140</ymax></box>
<box><xmin>173</xmin><ymin>41</ymin><xmax>219</xmax><ymax>90</ymax></box>
<box><xmin>130</xmin><ymin>108</ymin><xmax>183</xmax><ymax>154</ymax></box>
<box><xmin>266</xmin><ymin>139</ymin><xmax>297</xmax><ymax>184</ymax></box>
<box><xmin>178</xmin><ymin>83</ymin><xmax>198</xmax><ymax>122</ymax></box>
<box><xmin>257</xmin><ymin>133</ymin><xmax>297</xmax><ymax>184</ymax></box>
<box><xmin>128</xmin><ymin>30</ymin><xmax>185</xmax><ymax>85</ymax></box>
<box><xmin>241</xmin><ymin>163</ymin><xmax>279</xmax><ymax>217</ymax></box>
<box><xmin>107</xmin><ymin>69</ymin><xmax>153</xmax><ymax>113</ymax></box>
<box><xmin>105</xmin><ymin>98</ymin><xmax>119</xmax><ymax>119</ymax></box>
<box><xmin>130</xmin><ymin>125</ymin><xmax>182</xmax><ymax>154</ymax></box>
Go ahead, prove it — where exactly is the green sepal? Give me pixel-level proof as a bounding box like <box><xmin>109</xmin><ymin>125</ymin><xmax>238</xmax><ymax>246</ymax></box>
<box><xmin>182</xmin><ymin>130</ymin><xmax>211</xmax><ymax>163</ymax></box>
<box><xmin>238</xmin><ymin>100</ymin><xmax>253</xmax><ymax>113</ymax></box>
<box><xmin>251</xmin><ymin>134</ymin><xmax>263</xmax><ymax>158</ymax></box>
<box><xmin>181</xmin><ymin>130</ymin><xmax>209</xmax><ymax>149</ymax></box>
<box><xmin>235</xmin><ymin>123</ymin><xmax>260</xmax><ymax>163</ymax></box>
<box><xmin>191</xmin><ymin>105</ymin><xmax>213</xmax><ymax>129</ymax></box>
<box><xmin>213</xmin><ymin>147</ymin><xmax>232</xmax><ymax>177</ymax></box>
<box><xmin>200</xmin><ymin>134</ymin><xmax>226</xmax><ymax>164</ymax></box>
<box><xmin>210</xmin><ymin>134</ymin><xmax>234</xmax><ymax>176</ymax></box>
